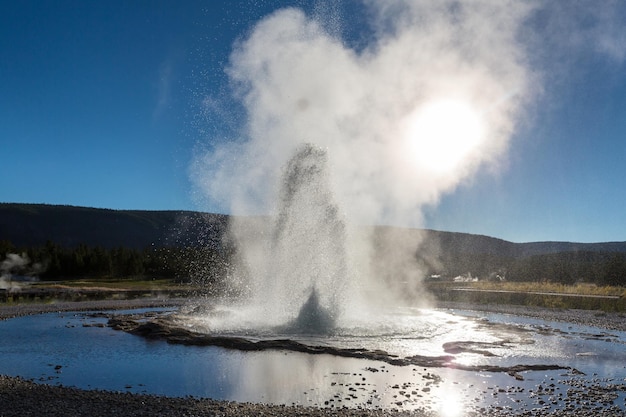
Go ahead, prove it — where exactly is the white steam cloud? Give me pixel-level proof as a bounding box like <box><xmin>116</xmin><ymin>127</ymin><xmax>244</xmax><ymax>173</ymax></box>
<box><xmin>0</xmin><ymin>253</ymin><xmax>36</xmax><ymax>292</ymax></box>
<box><xmin>192</xmin><ymin>1</ymin><xmax>626</xmax><ymax>223</ymax></box>
<box><xmin>190</xmin><ymin>1</ymin><xmax>626</xmax><ymax>309</ymax></box>
<box><xmin>193</xmin><ymin>1</ymin><xmax>534</xmax><ymax>226</ymax></box>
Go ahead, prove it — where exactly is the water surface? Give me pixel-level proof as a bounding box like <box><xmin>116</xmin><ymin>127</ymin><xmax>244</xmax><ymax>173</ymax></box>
<box><xmin>1</xmin><ymin>307</ymin><xmax>625</xmax><ymax>415</ymax></box>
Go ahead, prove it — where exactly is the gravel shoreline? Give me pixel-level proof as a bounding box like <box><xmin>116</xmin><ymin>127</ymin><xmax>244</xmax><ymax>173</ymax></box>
<box><xmin>1</xmin><ymin>299</ymin><xmax>625</xmax><ymax>416</ymax></box>
<box><xmin>0</xmin><ymin>298</ymin><xmax>189</xmax><ymax>320</ymax></box>
<box><xmin>0</xmin><ymin>374</ymin><xmax>424</xmax><ymax>417</ymax></box>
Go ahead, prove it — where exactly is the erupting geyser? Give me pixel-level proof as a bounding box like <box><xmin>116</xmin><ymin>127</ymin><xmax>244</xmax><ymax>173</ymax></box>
<box><xmin>270</xmin><ymin>144</ymin><xmax>348</xmax><ymax>332</ymax></box>
<box><xmin>188</xmin><ymin>0</ymin><xmax>548</xmax><ymax>336</ymax></box>
<box><xmin>231</xmin><ymin>143</ymin><xmax>351</xmax><ymax>334</ymax></box>
<box><xmin>190</xmin><ymin>2</ymin><xmax>543</xmax><ymax>331</ymax></box>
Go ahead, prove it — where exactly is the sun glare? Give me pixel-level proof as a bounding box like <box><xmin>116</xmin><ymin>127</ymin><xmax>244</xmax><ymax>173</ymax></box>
<box><xmin>404</xmin><ymin>99</ymin><xmax>485</xmax><ymax>174</ymax></box>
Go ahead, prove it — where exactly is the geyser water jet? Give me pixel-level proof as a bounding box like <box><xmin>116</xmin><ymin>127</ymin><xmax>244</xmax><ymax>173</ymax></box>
<box><xmin>229</xmin><ymin>143</ymin><xmax>350</xmax><ymax>333</ymax></box>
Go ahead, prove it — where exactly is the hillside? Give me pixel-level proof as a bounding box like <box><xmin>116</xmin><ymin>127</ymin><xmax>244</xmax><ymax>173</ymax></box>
<box><xmin>0</xmin><ymin>203</ymin><xmax>227</xmax><ymax>249</ymax></box>
<box><xmin>419</xmin><ymin>228</ymin><xmax>626</xmax><ymax>257</ymax></box>
<box><xmin>2</xmin><ymin>203</ymin><xmax>626</xmax><ymax>258</ymax></box>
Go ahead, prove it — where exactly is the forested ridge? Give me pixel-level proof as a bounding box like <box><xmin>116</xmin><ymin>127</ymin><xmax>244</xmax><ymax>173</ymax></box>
<box><xmin>0</xmin><ymin>239</ymin><xmax>230</xmax><ymax>283</ymax></box>
<box><xmin>1</xmin><ymin>203</ymin><xmax>626</xmax><ymax>285</ymax></box>
<box><xmin>0</xmin><ymin>203</ymin><xmax>227</xmax><ymax>249</ymax></box>
<box><xmin>0</xmin><ymin>203</ymin><xmax>230</xmax><ymax>282</ymax></box>
<box><xmin>430</xmin><ymin>250</ymin><xmax>626</xmax><ymax>285</ymax></box>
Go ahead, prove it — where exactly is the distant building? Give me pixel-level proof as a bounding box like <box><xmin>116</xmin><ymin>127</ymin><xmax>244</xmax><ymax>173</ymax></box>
<box><xmin>453</xmin><ymin>273</ymin><xmax>477</xmax><ymax>283</ymax></box>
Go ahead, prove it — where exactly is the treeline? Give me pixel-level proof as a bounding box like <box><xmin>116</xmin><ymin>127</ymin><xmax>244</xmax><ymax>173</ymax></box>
<box><xmin>432</xmin><ymin>250</ymin><xmax>626</xmax><ymax>286</ymax></box>
<box><xmin>2</xmin><ymin>238</ymin><xmax>625</xmax><ymax>287</ymax></box>
<box><xmin>0</xmin><ymin>240</ymin><xmax>232</xmax><ymax>283</ymax></box>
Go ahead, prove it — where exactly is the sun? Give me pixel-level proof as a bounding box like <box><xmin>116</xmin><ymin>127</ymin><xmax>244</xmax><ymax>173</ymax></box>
<box><xmin>404</xmin><ymin>99</ymin><xmax>486</xmax><ymax>174</ymax></box>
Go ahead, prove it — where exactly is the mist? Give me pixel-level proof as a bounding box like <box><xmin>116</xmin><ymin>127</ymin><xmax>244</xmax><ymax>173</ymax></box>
<box><xmin>195</xmin><ymin>1</ymin><xmax>535</xmax><ymax>223</ymax></box>
<box><xmin>190</xmin><ymin>0</ymin><xmax>625</xmax><ymax>308</ymax></box>
<box><xmin>0</xmin><ymin>253</ymin><xmax>38</xmax><ymax>292</ymax></box>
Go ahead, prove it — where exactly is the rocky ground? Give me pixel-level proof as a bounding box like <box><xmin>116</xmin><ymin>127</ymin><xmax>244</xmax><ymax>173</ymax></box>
<box><xmin>1</xmin><ymin>299</ymin><xmax>625</xmax><ymax>416</ymax></box>
<box><xmin>0</xmin><ymin>374</ymin><xmax>428</xmax><ymax>417</ymax></box>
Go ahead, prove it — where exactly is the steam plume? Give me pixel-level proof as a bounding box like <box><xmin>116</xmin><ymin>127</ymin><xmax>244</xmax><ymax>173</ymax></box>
<box><xmin>190</xmin><ymin>1</ymin><xmax>626</xmax><ymax>308</ymax></box>
<box><xmin>194</xmin><ymin>1</ymin><xmax>533</xmax><ymax>225</ymax></box>
<box><xmin>0</xmin><ymin>253</ymin><xmax>33</xmax><ymax>291</ymax></box>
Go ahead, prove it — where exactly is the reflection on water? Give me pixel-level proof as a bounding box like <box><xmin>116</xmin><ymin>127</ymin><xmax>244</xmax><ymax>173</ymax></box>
<box><xmin>0</xmin><ymin>308</ymin><xmax>625</xmax><ymax>414</ymax></box>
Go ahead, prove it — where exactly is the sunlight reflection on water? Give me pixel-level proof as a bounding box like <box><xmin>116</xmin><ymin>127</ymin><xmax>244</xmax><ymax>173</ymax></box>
<box><xmin>0</xmin><ymin>307</ymin><xmax>625</xmax><ymax>414</ymax></box>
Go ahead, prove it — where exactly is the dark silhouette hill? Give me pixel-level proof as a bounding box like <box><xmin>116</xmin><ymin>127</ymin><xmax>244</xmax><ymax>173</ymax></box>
<box><xmin>2</xmin><ymin>203</ymin><xmax>626</xmax><ymax>258</ymax></box>
<box><xmin>417</xmin><ymin>228</ymin><xmax>626</xmax><ymax>257</ymax></box>
<box><xmin>0</xmin><ymin>203</ymin><xmax>227</xmax><ymax>249</ymax></box>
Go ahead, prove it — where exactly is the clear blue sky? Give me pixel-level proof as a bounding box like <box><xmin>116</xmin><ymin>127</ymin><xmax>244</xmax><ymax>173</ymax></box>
<box><xmin>2</xmin><ymin>1</ymin><xmax>626</xmax><ymax>243</ymax></box>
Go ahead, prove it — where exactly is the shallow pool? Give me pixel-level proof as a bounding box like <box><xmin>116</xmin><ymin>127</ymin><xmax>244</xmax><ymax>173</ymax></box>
<box><xmin>0</xmin><ymin>307</ymin><xmax>624</xmax><ymax>415</ymax></box>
